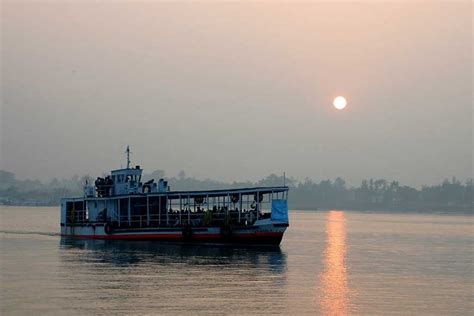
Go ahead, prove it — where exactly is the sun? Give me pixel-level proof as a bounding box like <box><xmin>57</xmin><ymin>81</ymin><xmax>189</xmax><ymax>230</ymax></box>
<box><xmin>333</xmin><ymin>96</ymin><xmax>347</xmax><ymax>110</ymax></box>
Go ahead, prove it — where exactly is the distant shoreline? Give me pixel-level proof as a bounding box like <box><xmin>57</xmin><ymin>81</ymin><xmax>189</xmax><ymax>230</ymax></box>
<box><xmin>293</xmin><ymin>203</ymin><xmax>473</xmax><ymax>215</ymax></box>
<box><xmin>2</xmin><ymin>170</ymin><xmax>472</xmax><ymax>216</ymax></box>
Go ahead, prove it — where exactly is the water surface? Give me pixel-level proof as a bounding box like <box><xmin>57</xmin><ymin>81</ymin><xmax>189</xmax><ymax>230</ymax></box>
<box><xmin>1</xmin><ymin>207</ymin><xmax>472</xmax><ymax>315</ymax></box>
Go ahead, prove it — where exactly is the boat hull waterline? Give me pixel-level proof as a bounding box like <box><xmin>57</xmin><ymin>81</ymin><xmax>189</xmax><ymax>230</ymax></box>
<box><xmin>61</xmin><ymin>222</ymin><xmax>288</xmax><ymax>245</ymax></box>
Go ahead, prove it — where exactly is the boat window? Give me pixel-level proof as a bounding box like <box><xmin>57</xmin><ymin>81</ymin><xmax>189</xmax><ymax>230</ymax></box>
<box><xmin>66</xmin><ymin>202</ymin><xmax>73</xmax><ymax>211</ymax></box>
<box><xmin>74</xmin><ymin>201</ymin><xmax>84</xmax><ymax>210</ymax></box>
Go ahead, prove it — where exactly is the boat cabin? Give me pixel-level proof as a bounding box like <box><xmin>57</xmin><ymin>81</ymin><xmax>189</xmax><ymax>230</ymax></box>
<box><xmin>62</xmin><ymin>186</ymin><xmax>288</xmax><ymax>230</ymax></box>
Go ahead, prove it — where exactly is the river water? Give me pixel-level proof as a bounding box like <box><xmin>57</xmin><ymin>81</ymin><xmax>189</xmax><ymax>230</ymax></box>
<box><xmin>0</xmin><ymin>206</ymin><xmax>472</xmax><ymax>315</ymax></box>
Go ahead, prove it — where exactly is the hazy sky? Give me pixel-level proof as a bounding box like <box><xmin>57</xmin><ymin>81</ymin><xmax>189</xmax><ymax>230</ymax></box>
<box><xmin>1</xmin><ymin>1</ymin><xmax>472</xmax><ymax>187</ymax></box>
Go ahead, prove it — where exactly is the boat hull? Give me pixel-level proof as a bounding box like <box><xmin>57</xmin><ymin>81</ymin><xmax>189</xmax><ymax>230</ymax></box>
<box><xmin>60</xmin><ymin>220</ymin><xmax>288</xmax><ymax>245</ymax></box>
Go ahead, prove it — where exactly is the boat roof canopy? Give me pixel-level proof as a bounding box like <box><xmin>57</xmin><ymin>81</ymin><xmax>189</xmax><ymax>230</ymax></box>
<box><xmin>63</xmin><ymin>186</ymin><xmax>289</xmax><ymax>201</ymax></box>
<box><xmin>111</xmin><ymin>168</ymin><xmax>142</xmax><ymax>175</ymax></box>
<box><xmin>165</xmin><ymin>186</ymin><xmax>289</xmax><ymax>198</ymax></box>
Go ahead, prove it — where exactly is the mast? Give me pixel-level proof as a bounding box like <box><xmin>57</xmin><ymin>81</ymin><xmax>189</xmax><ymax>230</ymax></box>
<box><xmin>125</xmin><ymin>145</ymin><xmax>131</xmax><ymax>169</ymax></box>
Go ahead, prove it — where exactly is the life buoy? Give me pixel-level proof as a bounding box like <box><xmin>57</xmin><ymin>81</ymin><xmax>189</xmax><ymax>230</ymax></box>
<box><xmin>104</xmin><ymin>223</ymin><xmax>113</xmax><ymax>235</ymax></box>
<box><xmin>182</xmin><ymin>226</ymin><xmax>193</xmax><ymax>240</ymax></box>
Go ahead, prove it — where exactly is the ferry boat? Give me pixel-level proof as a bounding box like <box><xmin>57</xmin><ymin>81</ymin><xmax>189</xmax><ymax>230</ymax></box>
<box><xmin>60</xmin><ymin>147</ymin><xmax>289</xmax><ymax>245</ymax></box>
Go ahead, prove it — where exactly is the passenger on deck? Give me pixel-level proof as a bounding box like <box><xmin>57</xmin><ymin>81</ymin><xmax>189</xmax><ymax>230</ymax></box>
<box><xmin>249</xmin><ymin>212</ymin><xmax>255</xmax><ymax>223</ymax></box>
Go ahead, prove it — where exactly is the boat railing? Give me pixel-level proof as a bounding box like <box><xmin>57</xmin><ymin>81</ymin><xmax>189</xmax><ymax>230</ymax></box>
<box><xmin>70</xmin><ymin>209</ymin><xmax>88</xmax><ymax>224</ymax></box>
<box><xmin>67</xmin><ymin>208</ymin><xmax>272</xmax><ymax>227</ymax></box>
<box><xmin>113</xmin><ymin>209</ymin><xmax>267</xmax><ymax>229</ymax></box>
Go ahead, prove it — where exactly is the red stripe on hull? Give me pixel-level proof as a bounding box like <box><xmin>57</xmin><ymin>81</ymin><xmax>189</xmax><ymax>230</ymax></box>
<box><xmin>61</xmin><ymin>232</ymin><xmax>284</xmax><ymax>244</ymax></box>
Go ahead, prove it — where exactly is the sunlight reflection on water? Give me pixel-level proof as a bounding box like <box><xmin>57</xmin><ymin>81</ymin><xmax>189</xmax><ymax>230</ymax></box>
<box><xmin>319</xmin><ymin>210</ymin><xmax>351</xmax><ymax>315</ymax></box>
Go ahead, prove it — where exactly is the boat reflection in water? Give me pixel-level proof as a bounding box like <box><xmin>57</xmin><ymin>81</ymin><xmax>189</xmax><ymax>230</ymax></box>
<box><xmin>319</xmin><ymin>210</ymin><xmax>351</xmax><ymax>315</ymax></box>
<box><xmin>61</xmin><ymin>238</ymin><xmax>286</xmax><ymax>273</ymax></box>
<box><xmin>58</xmin><ymin>239</ymin><xmax>288</xmax><ymax>313</ymax></box>
<box><xmin>60</xmin><ymin>238</ymin><xmax>287</xmax><ymax>273</ymax></box>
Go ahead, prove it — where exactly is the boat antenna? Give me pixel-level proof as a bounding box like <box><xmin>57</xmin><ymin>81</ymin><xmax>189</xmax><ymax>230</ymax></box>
<box><xmin>283</xmin><ymin>172</ymin><xmax>286</xmax><ymax>186</ymax></box>
<box><xmin>125</xmin><ymin>145</ymin><xmax>131</xmax><ymax>169</ymax></box>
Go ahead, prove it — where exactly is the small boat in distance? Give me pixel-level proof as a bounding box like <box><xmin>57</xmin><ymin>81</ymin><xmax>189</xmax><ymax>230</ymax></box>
<box><xmin>60</xmin><ymin>147</ymin><xmax>289</xmax><ymax>245</ymax></box>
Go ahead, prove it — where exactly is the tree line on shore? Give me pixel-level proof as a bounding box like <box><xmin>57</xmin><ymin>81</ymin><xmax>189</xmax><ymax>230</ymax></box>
<box><xmin>0</xmin><ymin>169</ymin><xmax>472</xmax><ymax>213</ymax></box>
